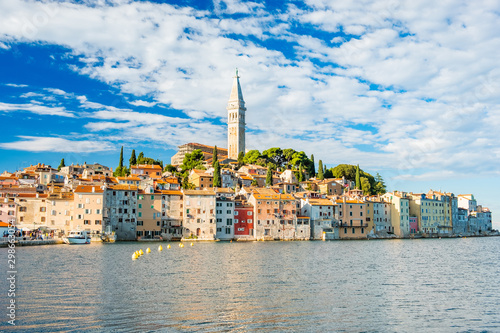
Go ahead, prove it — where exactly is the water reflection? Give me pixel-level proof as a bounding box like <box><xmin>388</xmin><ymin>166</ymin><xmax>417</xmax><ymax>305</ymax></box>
<box><xmin>1</xmin><ymin>238</ymin><xmax>499</xmax><ymax>332</ymax></box>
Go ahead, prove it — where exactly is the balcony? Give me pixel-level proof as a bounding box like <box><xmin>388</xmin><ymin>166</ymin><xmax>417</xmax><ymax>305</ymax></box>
<box><xmin>338</xmin><ymin>223</ymin><xmax>368</xmax><ymax>228</ymax></box>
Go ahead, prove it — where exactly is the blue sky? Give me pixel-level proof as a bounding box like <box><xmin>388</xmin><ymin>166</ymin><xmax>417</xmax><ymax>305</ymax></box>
<box><xmin>1</xmin><ymin>0</ymin><xmax>499</xmax><ymax>228</ymax></box>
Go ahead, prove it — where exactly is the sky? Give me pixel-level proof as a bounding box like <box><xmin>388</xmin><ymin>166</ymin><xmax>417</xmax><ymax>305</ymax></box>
<box><xmin>0</xmin><ymin>0</ymin><xmax>499</xmax><ymax>229</ymax></box>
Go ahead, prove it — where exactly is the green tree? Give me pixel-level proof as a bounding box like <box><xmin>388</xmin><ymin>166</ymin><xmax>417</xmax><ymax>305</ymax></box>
<box><xmin>213</xmin><ymin>161</ymin><xmax>222</xmax><ymax>187</ymax></box>
<box><xmin>251</xmin><ymin>179</ymin><xmax>258</xmax><ymax>186</ymax></box>
<box><xmin>265</xmin><ymin>166</ymin><xmax>273</xmax><ymax>186</ymax></box>
<box><xmin>361</xmin><ymin>177</ymin><xmax>371</xmax><ymax>195</ymax></box>
<box><xmin>137</xmin><ymin>152</ymin><xmax>145</xmax><ymax>164</ymax></box>
<box><xmin>355</xmin><ymin>164</ymin><xmax>361</xmax><ymax>189</ymax></box>
<box><xmin>181</xmin><ymin>149</ymin><xmax>205</xmax><ymax>172</ymax></box>
<box><xmin>262</xmin><ymin>147</ymin><xmax>284</xmax><ymax>168</ymax></box>
<box><xmin>164</xmin><ymin>164</ymin><xmax>177</xmax><ymax>174</ymax></box>
<box><xmin>237</xmin><ymin>151</ymin><xmax>245</xmax><ymax>168</ymax></box>
<box><xmin>243</xmin><ymin>150</ymin><xmax>262</xmax><ymax>165</ymax></box>
<box><xmin>298</xmin><ymin>164</ymin><xmax>304</xmax><ymax>182</ymax></box>
<box><xmin>324</xmin><ymin>167</ymin><xmax>333</xmax><ymax>179</ymax></box>
<box><xmin>212</xmin><ymin>146</ymin><xmax>218</xmax><ymax>167</ymax></box>
<box><xmin>129</xmin><ymin>149</ymin><xmax>136</xmax><ymax>167</ymax></box>
<box><xmin>113</xmin><ymin>146</ymin><xmax>127</xmax><ymax>177</ymax></box>
<box><xmin>310</xmin><ymin>154</ymin><xmax>316</xmax><ymax>178</ymax></box>
<box><xmin>57</xmin><ymin>158</ymin><xmax>65</xmax><ymax>171</ymax></box>
<box><xmin>374</xmin><ymin>173</ymin><xmax>387</xmax><ymax>194</ymax></box>
<box><xmin>317</xmin><ymin>160</ymin><xmax>324</xmax><ymax>180</ymax></box>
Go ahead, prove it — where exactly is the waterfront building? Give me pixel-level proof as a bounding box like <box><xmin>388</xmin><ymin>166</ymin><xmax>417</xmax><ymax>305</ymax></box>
<box><xmin>15</xmin><ymin>193</ymin><xmax>49</xmax><ymax>232</ymax></box>
<box><xmin>182</xmin><ymin>190</ymin><xmax>216</xmax><ymax>240</ymax></box>
<box><xmin>137</xmin><ymin>187</ymin><xmax>162</xmax><ymax>239</ymax></box>
<box><xmin>300</xmin><ymin>198</ymin><xmax>335</xmax><ymax>240</ymax></box>
<box><xmin>216</xmin><ymin>196</ymin><xmax>234</xmax><ymax>240</ymax></box>
<box><xmin>46</xmin><ymin>190</ymin><xmax>74</xmax><ymax>235</ymax></box>
<box><xmin>408</xmin><ymin>193</ymin><xmax>447</xmax><ymax>235</ymax></box>
<box><xmin>409</xmin><ymin>216</ymin><xmax>418</xmax><ymax>234</ymax></box>
<box><xmin>427</xmin><ymin>190</ymin><xmax>454</xmax><ymax>234</ymax></box>
<box><xmin>457</xmin><ymin>194</ymin><xmax>477</xmax><ymax>214</ymax></box>
<box><xmin>73</xmin><ymin>185</ymin><xmax>104</xmax><ymax>238</ymax></box>
<box><xmin>227</xmin><ymin>69</ymin><xmax>246</xmax><ymax>160</ymax></box>
<box><xmin>248</xmin><ymin>192</ymin><xmax>298</xmax><ymax>240</ymax></box>
<box><xmin>335</xmin><ymin>198</ymin><xmax>368</xmax><ymax>239</ymax></box>
<box><xmin>382</xmin><ymin>191</ymin><xmax>410</xmax><ymax>237</ymax></box>
<box><xmin>365</xmin><ymin>197</ymin><xmax>391</xmax><ymax>235</ymax></box>
<box><xmin>456</xmin><ymin>208</ymin><xmax>469</xmax><ymax>234</ymax></box>
<box><xmin>0</xmin><ymin>197</ymin><xmax>16</xmax><ymax>225</ymax></box>
<box><xmin>159</xmin><ymin>190</ymin><xmax>184</xmax><ymax>240</ymax></box>
<box><xmin>103</xmin><ymin>185</ymin><xmax>138</xmax><ymax>240</ymax></box>
<box><xmin>234</xmin><ymin>198</ymin><xmax>254</xmax><ymax>240</ymax></box>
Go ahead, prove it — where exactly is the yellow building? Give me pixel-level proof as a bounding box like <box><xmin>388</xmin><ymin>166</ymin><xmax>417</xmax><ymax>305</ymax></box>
<box><xmin>188</xmin><ymin>169</ymin><xmax>213</xmax><ymax>190</ymax></box>
<box><xmin>335</xmin><ymin>198</ymin><xmax>368</xmax><ymax>239</ymax></box>
<box><xmin>74</xmin><ymin>185</ymin><xmax>105</xmax><ymax>238</ymax></box>
<box><xmin>382</xmin><ymin>191</ymin><xmax>410</xmax><ymax>237</ymax></box>
<box><xmin>137</xmin><ymin>188</ymin><xmax>162</xmax><ymax>239</ymax></box>
<box><xmin>46</xmin><ymin>191</ymin><xmax>74</xmax><ymax>235</ymax></box>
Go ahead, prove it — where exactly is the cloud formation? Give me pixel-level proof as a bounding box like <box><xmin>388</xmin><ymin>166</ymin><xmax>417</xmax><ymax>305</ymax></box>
<box><xmin>0</xmin><ymin>0</ymin><xmax>499</xmax><ymax>181</ymax></box>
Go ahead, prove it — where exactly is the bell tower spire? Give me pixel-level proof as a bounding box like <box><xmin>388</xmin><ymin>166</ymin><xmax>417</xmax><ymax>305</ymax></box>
<box><xmin>227</xmin><ymin>69</ymin><xmax>246</xmax><ymax>160</ymax></box>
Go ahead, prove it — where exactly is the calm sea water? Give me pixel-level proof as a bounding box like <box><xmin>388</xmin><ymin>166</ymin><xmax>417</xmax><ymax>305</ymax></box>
<box><xmin>1</xmin><ymin>237</ymin><xmax>500</xmax><ymax>332</ymax></box>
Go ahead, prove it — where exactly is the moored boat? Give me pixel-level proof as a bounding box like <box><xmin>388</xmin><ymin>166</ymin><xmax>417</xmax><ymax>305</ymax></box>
<box><xmin>63</xmin><ymin>230</ymin><xmax>90</xmax><ymax>244</ymax></box>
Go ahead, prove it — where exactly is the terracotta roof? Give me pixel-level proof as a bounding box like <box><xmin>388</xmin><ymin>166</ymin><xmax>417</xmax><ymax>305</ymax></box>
<box><xmin>158</xmin><ymin>190</ymin><xmax>183</xmax><ymax>196</ymax></box>
<box><xmin>0</xmin><ymin>221</ymin><xmax>10</xmax><ymax>227</ymax></box>
<box><xmin>131</xmin><ymin>164</ymin><xmax>162</xmax><ymax>170</ymax></box>
<box><xmin>183</xmin><ymin>190</ymin><xmax>216</xmax><ymax>196</ymax></box>
<box><xmin>252</xmin><ymin>193</ymin><xmax>296</xmax><ymax>201</ymax></box>
<box><xmin>74</xmin><ymin>185</ymin><xmax>104</xmax><ymax>193</ymax></box>
<box><xmin>107</xmin><ymin>185</ymin><xmax>138</xmax><ymax>190</ymax></box>
<box><xmin>335</xmin><ymin>199</ymin><xmax>365</xmax><ymax>204</ymax></box>
<box><xmin>309</xmin><ymin>199</ymin><xmax>334</xmax><ymax>206</ymax></box>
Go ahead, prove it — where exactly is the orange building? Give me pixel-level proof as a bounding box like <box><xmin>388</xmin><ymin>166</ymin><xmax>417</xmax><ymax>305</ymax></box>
<box><xmin>336</xmin><ymin>198</ymin><xmax>368</xmax><ymax>239</ymax></box>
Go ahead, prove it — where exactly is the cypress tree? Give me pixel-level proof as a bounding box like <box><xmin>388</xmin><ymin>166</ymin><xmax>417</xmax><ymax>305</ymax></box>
<box><xmin>298</xmin><ymin>163</ymin><xmax>304</xmax><ymax>182</ymax></box>
<box><xmin>266</xmin><ymin>166</ymin><xmax>273</xmax><ymax>186</ymax></box>
<box><xmin>212</xmin><ymin>146</ymin><xmax>218</xmax><ymax>167</ymax></box>
<box><xmin>57</xmin><ymin>158</ymin><xmax>65</xmax><ymax>171</ymax></box>
<box><xmin>310</xmin><ymin>154</ymin><xmax>315</xmax><ymax>177</ymax></box>
<box><xmin>119</xmin><ymin>146</ymin><xmax>124</xmax><ymax>169</ymax></box>
<box><xmin>317</xmin><ymin>160</ymin><xmax>324</xmax><ymax>180</ymax></box>
<box><xmin>129</xmin><ymin>149</ymin><xmax>136</xmax><ymax>167</ymax></box>
<box><xmin>213</xmin><ymin>161</ymin><xmax>222</xmax><ymax>187</ymax></box>
<box><xmin>355</xmin><ymin>164</ymin><xmax>361</xmax><ymax>189</ymax></box>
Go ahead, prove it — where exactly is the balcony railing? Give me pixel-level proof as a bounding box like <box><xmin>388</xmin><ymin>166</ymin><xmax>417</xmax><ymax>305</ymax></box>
<box><xmin>338</xmin><ymin>223</ymin><xmax>368</xmax><ymax>228</ymax></box>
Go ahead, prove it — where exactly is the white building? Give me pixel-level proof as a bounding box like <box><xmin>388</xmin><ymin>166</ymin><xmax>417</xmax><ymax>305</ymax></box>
<box><xmin>182</xmin><ymin>190</ymin><xmax>216</xmax><ymax>240</ymax></box>
<box><xmin>216</xmin><ymin>196</ymin><xmax>234</xmax><ymax>240</ymax></box>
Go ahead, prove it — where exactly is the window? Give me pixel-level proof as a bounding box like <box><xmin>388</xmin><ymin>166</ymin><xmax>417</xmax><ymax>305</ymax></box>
<box><xmin>151</xmin><ymin>195</ymin><xmax>154</xmax><ymax>200</ymax></box>
<box><xmin>227</xmin><ymin>219</ymin><xmax>232</xmax><ymax>225</ymax></box>
<box><xmin>350</xmin><ymin>211</ymin><xmax>352</xmax><ymax>216</ymax></box>
<box><xmin>225</xmin><ymin>228</ymin><xmax>231</xmax><ymax>234</ymax></box>
<box><xmin>227</xmin><ymin>210</ymin><xmax>231</xmax><ymax>214</ymax></box>
<box><xmin>352</xmin><ymin>228</ymin><xmax>355</xmax><ymax>234</ymax></box>
<box><xmin>137</xmin><ymin>220</ymin><xmax>143</xmax><ymax>226</ymax></box>
<box><xmin>217</xmin><ymin>227</ymin><xmax>222</xmax><ymax>232</ymax></box>
<box><xmin>248</xmin><ymin>211</ymin><xmax>252</xmax><ymax>216</ymax></box>
<box><xmin>248</xmin><ymin>219</ymin><xmax>252</xmax><ymax>223</ymax></box>
<box><xmin>85</xmin><ymin>209</ymin><xmax>90</xmax><ymax>214</ymax></box>
<box><xmin>77</xmin><ymin>214</ymin><xmax>83</xmax><ymax>219</ymax></box>
<box><xmin>84</xmin><ymin>220</ymin><xmax>90</xmax><ymax>225</ymax></box>
<box><xmin>40</xmin><ymin>207</ymin><xmax>46</xmax><ymax>212</ymax></box>
<box><xmin>235</xmin><ymin>211</ymin><xmax>239</xmax><ymax>215</ymax></box>
<box><xmin>138</xmin><ymin>212</ymin><xmax>142</xmax><ymax>217</ymax></box>
<box><xmin>96</xmin><ymin>209</ymin><xmax>101</xmax><ymax>215</ymax></box>
<box><xmin>157</xmin><ymin>221</ymin><xmax>160</xmax><ymax>226</ymax></box>
<box><xmin>51</xmin><ymin>210</ymin><xmax>56</xmax><ymax>216</ymax></box>
<box><xmin>139</xmin><ymin>204</ymin><xmax>142</xmax><ymax>208</ymax></box>
<box><xmin>95</xmin><ymin>220</ymin><xmax>101</xmax><ymax>225</ymax></box>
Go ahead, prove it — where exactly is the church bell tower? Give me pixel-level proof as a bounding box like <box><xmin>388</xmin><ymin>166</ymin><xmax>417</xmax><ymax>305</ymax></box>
<box><xmin>227</xmin><ymin>69</ymin><xmax>246</xmax><ymax>160</ymax></box>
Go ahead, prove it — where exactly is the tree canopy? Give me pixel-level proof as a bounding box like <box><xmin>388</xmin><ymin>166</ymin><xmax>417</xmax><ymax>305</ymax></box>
<box><xmin>330</xmin><ymin>164</ymin><xmax>386</xmax><ymax>195</ymax></box>
<box><xmin>57</xmin><ymin>158</ymin><xmax>65</xmax><ymax>171</ymax></box>
<box><xmin>181</xmin><ymin>149</ymin><xmax>205</xmax><ymax>172</ymax></box>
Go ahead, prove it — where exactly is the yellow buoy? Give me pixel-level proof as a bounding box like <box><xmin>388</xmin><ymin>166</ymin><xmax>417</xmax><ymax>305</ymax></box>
<box><xmin>190</xmin><ymin>242</ymin><xmax>193</xmax><ymax>246</ymax></box>
<box><xmin>179</xmin><ymin>243</ymin><xmax>183</xmax><ymax>247</ymax></box>
<box><xmin>167</xmin><ymin>244</ymin><xmax>171</xmax><ymax>249</ymax></box>
<box><xmin>146</xmin><ymin>248</ymin><xmax>151</xmax><ymax>253</ymax></box>
<box><xmin>158</xmin><ymin>245</ymin><xmax>163</xmax><ymax>251</ymax></box>
<box><xmin>132</xmin><ymin>253</ymin><xmax>138</xmax><ymax>260</ymax></box>
<box><xmin>139</xmin><ymin>249</ymin><xmax>144</xmax><ymax>255</ymax></box>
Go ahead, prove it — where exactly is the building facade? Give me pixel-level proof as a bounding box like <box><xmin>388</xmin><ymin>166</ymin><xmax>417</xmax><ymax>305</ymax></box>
<box><xmin>227</xmin><ymin>69</ymin><xmax>246</xmax><ymax>160</ymax></box>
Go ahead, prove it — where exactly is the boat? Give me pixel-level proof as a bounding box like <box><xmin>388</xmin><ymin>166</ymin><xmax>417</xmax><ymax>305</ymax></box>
<box><xmin>101</xmin><ymin>226</ymin><xmax>117</xmax><ymax>243</ymax></box>
<box><xmin>63</xmin><ymin>230</ymin><xmax>91</xmax><ymax>244</ymax></box>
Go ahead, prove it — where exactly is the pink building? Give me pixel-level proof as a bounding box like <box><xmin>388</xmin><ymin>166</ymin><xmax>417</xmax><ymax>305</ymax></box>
<box><xmin>409</xmin><ymin>216</ymin><xmax>418</xmax><ymax>234</ymax></box>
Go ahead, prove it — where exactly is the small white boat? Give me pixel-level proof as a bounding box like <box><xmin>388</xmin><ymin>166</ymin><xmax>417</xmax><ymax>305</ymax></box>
<box><xmin>63</xmin><ymin>230</ymin><xmax>90</xmax><ymax>244</ymax></box>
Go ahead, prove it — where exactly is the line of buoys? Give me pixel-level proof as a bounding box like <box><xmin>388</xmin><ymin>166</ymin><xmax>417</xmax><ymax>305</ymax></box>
<box><xmin>158</xmin><ymin>245</ymin><xmax>163</xmax><ymax>251</ymax></box>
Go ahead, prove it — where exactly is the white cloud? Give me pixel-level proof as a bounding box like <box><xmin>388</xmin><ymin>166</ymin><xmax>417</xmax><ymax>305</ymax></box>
<box><xmin>0</xmin><ymin>136</ymin><xmax>114</xmax><ymax>152</ymax></box>
<box><xmin>0</xmin><ymin>102</ymin><xmax>75</xmax><ymax>117</ymax></box>
<box><xmin>129</xmin><ymin>100</ymin><xmax>157</xmax><ymax>107</ymax></box>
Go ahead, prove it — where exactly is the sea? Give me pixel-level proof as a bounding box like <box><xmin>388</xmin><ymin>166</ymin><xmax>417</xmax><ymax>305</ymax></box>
<box><xmin>1</xmin><ymin>237</ymin><xmax>499</xmax><ymax>332</ymax></box>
